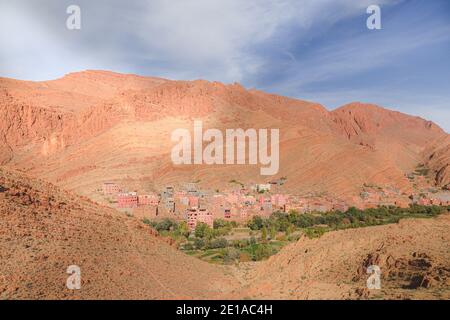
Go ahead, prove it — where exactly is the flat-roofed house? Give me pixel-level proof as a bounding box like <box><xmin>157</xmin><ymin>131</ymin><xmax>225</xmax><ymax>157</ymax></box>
<box><xmin>261</xmin><ymin>198</ymin><xmax>273</xmax><ymax>215</ymax></box>
<box><xmin>188</xmin><ymin>196</ymin><xmax>199</xmax><ymax>208</ymax></box>
<box><xmin>117</xmin><ymin>192</ymin><xmax>138</xmax><ymax>208</ymax></box>
<box><xmin>164</xmin><ymin>197</ymin><xmax>176</xmax><ymax>212</ymax></box>
<box><xmin>103</xmin><ymin>182</ymin><xmax>120</xmax><ymax>195</ymax></box>
<box><xmin>181</xmin><ymin>196</ymin><xmax>190</xmax><ymax>206</ymax></box>
<box><xmin>138</xmin><ymin>194</ymin><xmax>159</xmax><ymax>206</ymax></box>
<box><xmin>186</xmin><ymin>207</ymin><xmax>213</xmax><ymax>231</ymax></box>
<box><xmin>224</xmin><ymin>208</ymin><xmax>232</xmax><ymax>219</ymax></box>
<box><xmin>271</xmin><ymin>194</ymin><xmax>288</xmax><ymax>210</ymax></box>
<box><xmin>255</xmin><ymin>184</ymin><xmax>271</xmax><ymax>192</ymax></box>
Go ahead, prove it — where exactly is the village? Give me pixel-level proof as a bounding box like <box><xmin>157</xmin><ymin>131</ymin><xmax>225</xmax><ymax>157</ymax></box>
<box><xmin>100</xmin><ymin>173</ymin><xmax>450</xmax><ymax>233</ymax></box>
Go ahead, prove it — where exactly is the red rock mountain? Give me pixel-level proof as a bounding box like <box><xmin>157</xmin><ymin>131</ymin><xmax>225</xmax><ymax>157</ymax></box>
<box><xmin>0</xmin><ymin>70</ymin><xmax>447</xmax><ymax>200</ymax></box>
<box><xmin>422</xmin><ymin>135</ymin><xmax>450</xmax><ymax>189</ymax></box>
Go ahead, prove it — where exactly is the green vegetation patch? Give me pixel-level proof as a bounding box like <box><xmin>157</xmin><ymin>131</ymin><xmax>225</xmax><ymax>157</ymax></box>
<box><xmin>142</xmin><ymin>204</ymin><xmax>449</xmax><ymax>264</ymax></box>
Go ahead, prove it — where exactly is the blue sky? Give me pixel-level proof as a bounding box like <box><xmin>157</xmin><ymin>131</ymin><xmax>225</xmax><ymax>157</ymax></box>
<box><xmin>0</xmin><ymin>0</ymin><xmax>449</xmax><ymax>131</ymax></box>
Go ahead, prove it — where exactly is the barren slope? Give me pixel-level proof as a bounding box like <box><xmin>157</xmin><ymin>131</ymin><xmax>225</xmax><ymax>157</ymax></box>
<box><xmin>422</xmin><ymin>135</ymin><xmax>450</xmax><ymax>189</ymax></box>
<box><xmin>0</xmin><ymin>167</ymin><xmax>235</xmax><ymax>299</ymax></box>
<box><xmin>232</xmin><ymin>214</ymin><xmax>450</xmax><ymax>300</ymax></box>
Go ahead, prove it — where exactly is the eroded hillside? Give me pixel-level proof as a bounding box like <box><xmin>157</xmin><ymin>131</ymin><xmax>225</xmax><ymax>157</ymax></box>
<box><xmin>0</xmin><ymin>167</ymin><xmax>235</xmax><ymax>299</ymax></box>
<box><xmin>1</xmin><ymin>70</ymin><xmax>447</xmax><ymax>199</ymax></box>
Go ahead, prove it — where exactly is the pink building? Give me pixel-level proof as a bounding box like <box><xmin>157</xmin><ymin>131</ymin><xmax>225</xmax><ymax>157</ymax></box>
<box><xmin>241</xmin><ymin>195</ymin><xmax>256</xmax><ymax>206</ymax></box>
<box><xmin>186</xmin><ymin>209</ymin><xmax>198</xmax><ymax>231</ymax></box>
<box><xmin>198</xmin><ymin>208</ymin><xmax>213</xmax><ymax>227</ymax></box>
<box><xmin>260</xmin><ymin>197</ymin><xmax>272</xmax><ymax>206</ymax></box>
<box><xmin>271</xmin><ymin>194</ymin><xmax>288</xmax><ymax>209</ymax></box>
<box><xmin>117</xmin><ymin>192</ymin><xmax>138</xmax><ymax>208</ymax></box>
<box><xmin>258</xmin><ymin>196</ymin><xmax>266</xmax><ymax>205</ymax></box>
<box><xmin>186</xmin><ymin>208</ymin><xmax>213</xmax><ymax>231</ymax></box>
<box><xmin>103</xmin><ymin>182</ymin><xmax>120</xmax><ymax>195</ymax></box>
<box><xmin>177</xmin><ymin>195</ymin><xmax>189</xmax><ymax>206</ymax></box>
<box><xmin>240</xmin><ymin>208</ymin><xmax>248</xmax><ymax>219</ymax></box>
<box><xmin>213</xmin><ymin>195</ymin><xmax>226</xmax><ymax>206</ymax></box>
<box><xmin>138</xmin><ymin>194</ymin><xmax>159</xmax><ymax>206</ymax></box>
<box><xmin>227</xmin><ymin>193</ymin><xmax>239</xmax><ymax>205</ymax></box>
<box><xmin>261</xmin><ymin>198</ymin><xmax>273</xmax><ymax>215</ymax></box>
<box><xmin>188</xmin><ymin>196</ymin><xmax>199</xmax><ymax>208</ymax></box>
<box><xmin>175</xmin><ymin>191</ymin><xmax>187</xmax><ymax>197</ymax></box>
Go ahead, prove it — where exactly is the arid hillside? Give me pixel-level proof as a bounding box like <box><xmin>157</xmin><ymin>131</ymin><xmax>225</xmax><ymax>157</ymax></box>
<box><xmin>0</xmin><ymin>167</ymin><xmax>235</xmax><ymax>299</ymax></box>
<box><xmin>0</xmin><ymin>70</ymin><xmax>447</xmax><ymax>200</ymax></box>
<box><xmin>1</xmin><ymin>167</ymin><xmax>448</xmax><ymax>300</ymax></box>
<box><xmin>422</xmin><ymin>135</ymin><xmax>450</xmax><ymax>189</ymax></box>
<box><xmin>232</xmin><ymin>213</ymin><xmax>450</xmax><ymax>300</ymax></box>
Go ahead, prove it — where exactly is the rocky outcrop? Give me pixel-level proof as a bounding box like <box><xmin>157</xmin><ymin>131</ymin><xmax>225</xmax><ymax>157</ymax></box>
<box><xmin>331</xmin><ymin>102</ymin><xmax>445</xmax><ymax>149</ymax></box>
<box><xmin>234</xmin><ymin>214</ymin><xmax>450</xmax><ymax>300</ymax></box>
<box><xmin>422</xmin><ymin>136</ymin><xmax>450</xmax><ymax>189</ymax></box>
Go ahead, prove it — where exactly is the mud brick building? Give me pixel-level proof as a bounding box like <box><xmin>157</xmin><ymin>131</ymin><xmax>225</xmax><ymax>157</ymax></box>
<box><xmin>117</xmin><ymin>192</ymin><xmax>138</xmax><ymax>208</ymax></box>
<box><xmin>138</xmin><ymin>194</ymin><xmax>159</xmax><ymax>206</ymax></box>
<box><xmin>186</xmin><ymin>207</ymin><xmax>213</xmax><ymax>231</ymax></box>
<box><xmin>102</xmin><ymin>182</ymin><xmax>120</xmax><ymax>195</ymax></box>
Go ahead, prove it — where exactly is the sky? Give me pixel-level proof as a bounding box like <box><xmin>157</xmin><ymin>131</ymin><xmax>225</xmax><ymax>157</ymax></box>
<box><xmin>0</xmin><ymin>0</ymin><xmax>449</xmax><ymax>131</ymax></box>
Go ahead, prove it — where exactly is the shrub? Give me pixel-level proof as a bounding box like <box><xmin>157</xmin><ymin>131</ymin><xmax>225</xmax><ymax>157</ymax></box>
<box><xmin>303</xmin><ymin>226</ymin><xmax>327</xmax><ymax>239</ymax></box>
<box><xmin>207</xmin><ymin>237</ymin><xmax>228</xmax><ymax>249</ymax></box>
<box><xmin>285</xmin><ymin>224</ymin><xmax>295</xmax><ymax>236</ymax></box>
<box><xmin>142</xmin><ymin>218</ymin><xmax>156</xmax><ymax>227</ymax></box>
<box><xmin>232</xmin><ymin>239</ymin><xmax>248</xmax><ymax>248</ymax></box>
<box><xmin>194</xmin><ymin>237</ymin><xmax>205</xmax><ymax>249</ymax></box>
<box><xmin>183</xmin><ymin>242</ymin><xmax>194</xmax><ymax>250</ymax></box>
<box><xmin>294</xmin><ymin>214</ymin><xmax>315</xmax><ymax>228</ymax></box>
<box><xmin>213</xmin><ymin>219</ymin><xmax>230</xmax><ymax>229</ymax></box>
<box><xmin>248</xmin><ymin>216</ymin><xmax>264</xmax><ymax>230</ymax></box>
<box><xmin>195</xmin><ymin>222</ymin><xmax>210</xmax><ymax>238</ymax></box>
<box><xmin>223</xmin><ymin>247</ymin><xmax>241</xmax><ymax>264</ymax></box>
<box><xmin>155</xmin><ymin>218</ymin><xmax>177</xmax><ymax>232</ymax></box>
<box><xmin>175</xmin><ymin>221</ymin><xmax>190</xmax><ymax>238</ymax></box>
<box><xmin>269</xmin><ymin>226</ymin><xmax>277</xmax><ymax>239</ymax></box>
<box><xmin>261</xmin><ymin>226</ymin><xmax>268</xmax><ymax>241</ymax></box>
<box><xmin>253</xmin><ymin>244</ymin><xmax>274</xmax><ymax>261</ymax></box>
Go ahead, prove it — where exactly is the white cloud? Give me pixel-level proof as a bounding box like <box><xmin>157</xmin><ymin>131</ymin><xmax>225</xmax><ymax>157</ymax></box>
<box><xmin>0</xmin><ymin>1</ymin><xmax>122</xmax><ymax>80</ymax></box>
<box><xmin>130</xmin><ymin>0</ymin><xmax>397</xmax><ymax>82</ymax></box>
<box><xmin>0</xmin><ymin>0</ymin><xmax>397</xmax><ymax>81</ymax></box>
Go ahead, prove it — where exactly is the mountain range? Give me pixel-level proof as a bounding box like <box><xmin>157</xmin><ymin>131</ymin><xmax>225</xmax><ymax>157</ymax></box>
<box><xmin>1</xmin><ymin>70</ymin><xmax>448</xmax><ymax>201</ymax></box>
